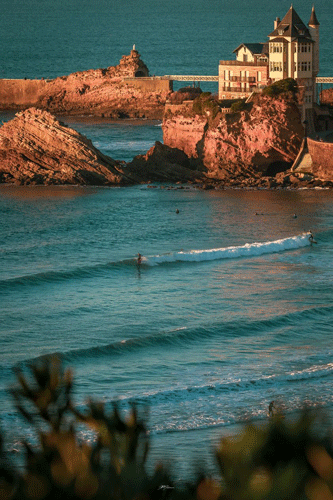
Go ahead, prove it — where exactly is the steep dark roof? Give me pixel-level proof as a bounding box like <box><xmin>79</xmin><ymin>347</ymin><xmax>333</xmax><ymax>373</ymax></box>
<box><xmin>261</xmin><ymin>42</ymin><xmax>269</xmax><ymax>56</ymax></box>
<box><xmin>308</xmin><ymin>6</ymin><xmax>320</xmax><ymax>27</ymax></box>
<box><xmin>233</xmin><ymin>43</ymin><xmax>267</xmax><ymax>55</ymax></box>
<box><xmin>269</xmin><ymin>6</ymin><xmax>311</xmax><ymax>38</ymax></box>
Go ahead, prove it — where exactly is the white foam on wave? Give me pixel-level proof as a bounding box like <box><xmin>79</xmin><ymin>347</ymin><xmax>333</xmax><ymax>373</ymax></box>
<box><xmin>143</xmin><ymin>233</ymin><xmax>312</xmax><ymax>266</ymax></box>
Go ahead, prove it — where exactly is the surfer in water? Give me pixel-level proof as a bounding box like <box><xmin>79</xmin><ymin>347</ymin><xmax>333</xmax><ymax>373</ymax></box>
<box><xmin>137</xmin><ymin>253</ymin><xmax>142</xmax><ymax>265</ymax></box>
<box><xmin>308</xmin><ymin>231</ymin><xmax>317</xmax><ymax>245</ymax></box>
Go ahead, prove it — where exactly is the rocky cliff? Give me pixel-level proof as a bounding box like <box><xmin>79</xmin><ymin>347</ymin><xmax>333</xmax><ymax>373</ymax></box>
<box><xmin>0</xmin><ymin>50</ymin><xmax>170</xmax><ymax>119</ymax></box>
<box><xmin>0</xmin><ymin>108</ymin><xmax>203</xmax><ymax>186</ymax></box>
<box><xmin>0</xmin><ymin>108</ymin><xmax>130</xmax><ymax>185</ymax></box>
<box><xmin>163</xmin><ymin>92</ymin><xmax>304</xmax><ymax>183</ymax></box>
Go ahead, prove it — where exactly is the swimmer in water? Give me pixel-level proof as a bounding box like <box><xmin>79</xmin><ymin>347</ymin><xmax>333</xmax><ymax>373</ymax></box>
<box><xmin>268</xmin><ymin>401</ymin><xmax>275</xmax><ymax>417</ymax></box>
<box><xmin>137</xmin><ymin>253</ymin><xmax>142</xmax><ymax>265</ymax></box>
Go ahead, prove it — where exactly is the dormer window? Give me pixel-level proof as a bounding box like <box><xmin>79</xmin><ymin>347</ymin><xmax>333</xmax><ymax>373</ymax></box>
<box><xmin>278</xmin><ymin>29</ymin><xmax>284</xmax><ymax>35</ymax></box>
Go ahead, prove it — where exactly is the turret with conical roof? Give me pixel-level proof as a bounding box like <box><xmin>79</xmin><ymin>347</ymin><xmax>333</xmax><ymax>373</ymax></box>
<box><xmin>266</xmin><ymin>5</ymin><xmax>320</xmax><ymax>118</ymax></box>
<box><xmin>308</xmin><ymin>5</ymin><xmax>320</xmax><ymax>27</ymax></box>
<box><xmin>308</xmin><ymin>6</ymin><xmax>320</xmax><ymax>78</ymax></box>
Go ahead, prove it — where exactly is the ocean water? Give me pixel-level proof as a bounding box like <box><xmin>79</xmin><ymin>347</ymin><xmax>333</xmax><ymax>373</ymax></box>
<box><xmin>1</xmin><ymin>184</ymin><xmax>333</xmax><ymax>479</ymax></box>
<box><xmin>1</xmin><ymin>0</ymin><xmax>333</xmax><ymax>482</ymax></box>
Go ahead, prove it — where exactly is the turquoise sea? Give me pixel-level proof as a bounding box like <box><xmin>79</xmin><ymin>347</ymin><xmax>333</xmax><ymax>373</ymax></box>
<box><xmin>1</xmin><ymin>0</ymin><xmax>333</xmax><ymax>481</ymax></box>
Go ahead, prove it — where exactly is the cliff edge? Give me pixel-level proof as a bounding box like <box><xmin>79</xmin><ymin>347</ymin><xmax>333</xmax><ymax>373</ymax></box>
<box><xmin>0</xmin><ymin>108</ymin><xmax>203</xmax><ymax>186</ymax></box>
<box><xmin>163</xmin><ymin>91</ymin><xmax>304</xmax><ymax>185</ymax></box>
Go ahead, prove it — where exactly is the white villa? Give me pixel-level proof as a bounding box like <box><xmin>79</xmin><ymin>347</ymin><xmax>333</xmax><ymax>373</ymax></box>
<box><xmin>219</xmin><ymin>5</ymin><xmax>320</xmax><ymax>112</ymax></box>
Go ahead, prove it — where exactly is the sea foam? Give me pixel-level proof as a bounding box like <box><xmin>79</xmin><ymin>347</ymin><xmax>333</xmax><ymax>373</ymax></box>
<box><xmin>143</xmin><ymin>233</ymin><xmax>311</xmax><ymax>266</ymax></box>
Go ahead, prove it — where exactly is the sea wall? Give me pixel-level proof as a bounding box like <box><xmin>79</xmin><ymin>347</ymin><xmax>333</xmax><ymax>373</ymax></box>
<box><xmin>0</xmin><ymin>79</ymin><xmax>48</xmax><ymax>108</ymax></box>
<box><xmin>307</xmin><ymin>137</ymin><xmax>333</xmax><ymax>180</ymax></box>
<box><xmin>124</xmin><ymin>77</ymin><xmax>172</xmax><ymax>92</ymax></box>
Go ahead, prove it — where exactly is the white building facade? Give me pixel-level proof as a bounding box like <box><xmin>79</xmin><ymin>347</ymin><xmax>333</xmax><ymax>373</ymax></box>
<box><xmin>218</xmin><ymin>5</ymin><xmax>320</xmax><ymax>109</ymax></box>
<box><xmin>268</xmin><ymin>6</ymin><xmax>320</xmax><ymax>109</ymax></box>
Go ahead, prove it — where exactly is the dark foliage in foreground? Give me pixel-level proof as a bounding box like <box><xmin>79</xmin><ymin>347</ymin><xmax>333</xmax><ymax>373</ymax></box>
<box><xmin>1</xmin><ymin>358</ymin><xmax>333</xmax><ymax>500</ymax></box>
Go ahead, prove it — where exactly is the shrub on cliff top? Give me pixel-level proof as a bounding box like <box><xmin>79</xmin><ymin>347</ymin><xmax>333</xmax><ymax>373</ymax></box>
<box><xmin>2</xmin><ymin>357</ymin><xmax>333</xmax><ymax>500</ymax></box>
<box><xmin>262</xmin><ymin>78</ymin><xmax>298</xmax><ymax>98</ymax></box>
<box><xmin>230</xmin><ymin>99</ymin><xmax>249</xmax><ymax>114</ymax></box>
<box><xmin>192</xmin><ymin>93</ymin><xmax>221</xmax><ymax>121</ymax></box>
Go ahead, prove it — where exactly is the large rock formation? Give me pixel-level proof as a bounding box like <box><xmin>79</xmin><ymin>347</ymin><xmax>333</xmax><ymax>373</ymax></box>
<box><xmin>0</xmin><ymin>108</ymin><xmax>204</xmax><ymax>186</ymax></box>
<box><xmin>0</xmin><ymin>50</ymin><xmax>171</xmax><ymax>119</ymax></box>
<box><xmin>0</xmin><ymin>108</ymin><xmax>130</xmax><ymax>185</ymax></box>
<box><xmin>163</xmin><ymin>92</ymin><xmax>304</xmax><ymax>180</ymax></box>
<box><xmin>126</xmin><ymin>141</ymin><xmax>204</xmax><ymax>183</ymax></box>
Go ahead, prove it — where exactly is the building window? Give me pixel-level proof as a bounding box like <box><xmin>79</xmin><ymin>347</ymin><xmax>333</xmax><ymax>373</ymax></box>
<box><xmin>243</xmin><ymin>54</ymin><xmax>248</xmax><ymax>62</ymax></box>
<box><xmin>257</xmin><ymin>71</ymin><xmax>261</xmax><ymax>82</ymax></box>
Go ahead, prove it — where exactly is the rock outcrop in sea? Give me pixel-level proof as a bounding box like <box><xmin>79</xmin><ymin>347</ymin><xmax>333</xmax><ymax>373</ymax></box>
<box><xmin>163</xmin><ymin>91</ymin><xmax>305</xmax><ymax>186</ymax></box>
<box><xmin>0</xmin><ymin>108</ymin><xmax>203</xmax><ymax>186</ymax></box>
<box><xmin>0</xmin><ymin>50</ymin><xmax>171</xmax><ymax>119</ymax></box>
<box><xmin>1</xmin><ymin>91</ymin><xmax>333</xmax><ymax>188</ymax></box>
<box><xmin>0</xmin><ymin>108</ymin><xmax>129</xmax><ymax>185</ymax></box>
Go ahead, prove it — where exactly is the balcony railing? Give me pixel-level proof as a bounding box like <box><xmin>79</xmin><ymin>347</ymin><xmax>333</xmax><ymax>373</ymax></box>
<box><xmin>220</xmin><ymin>86</ymin><xmax>253</xmax><ymax>93</ymax></box>
<box><xmin>219</xmin><ymin>60</ymin><xmax>268</xmax><ymax>67</ymax></box>
<box><xmin>228</xmin><ymin>76</ymin><xmax>256</xmax><ymax>83</ymax></box>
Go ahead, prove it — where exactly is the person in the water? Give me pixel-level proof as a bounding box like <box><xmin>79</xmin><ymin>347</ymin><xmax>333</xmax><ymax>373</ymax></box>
<box><xmin>268</xmin><ymin>401</ymin><xmax>275</xmax><ymax>417</ymax></box>
<box><xmin>308</xmin><ymin>231</ymin><xmax>317</xmax><ymax>244</ymax></box>
<box><xmin>137</xmin><ymin>253</ymin><xmax>142</xmax><ymax>265</ymax></box>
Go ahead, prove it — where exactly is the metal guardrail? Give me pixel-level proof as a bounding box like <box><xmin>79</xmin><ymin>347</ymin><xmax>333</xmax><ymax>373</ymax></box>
<box><xmin>316</xmin><ymin>77</ymin><xmax>333</xmax><ymax>83</ymax></box>
<box><xmin>163</xmin><ymin>75</ymin><xmax>219</xmax><ymax>82</ymax></box>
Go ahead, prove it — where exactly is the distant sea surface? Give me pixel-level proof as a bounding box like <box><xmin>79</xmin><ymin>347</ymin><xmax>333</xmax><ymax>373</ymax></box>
<box><xmin>1</xmin><ymin>0</ymin><xmax>333</xmax><ymax>481</ymax></box>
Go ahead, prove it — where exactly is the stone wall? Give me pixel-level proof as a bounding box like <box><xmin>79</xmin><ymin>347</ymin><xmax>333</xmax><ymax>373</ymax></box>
<box><xmin>307</xmin><ymin>137</ymin><xmax>333</xmax><ymax>180</ymax></box>
<box><xmin>0</xmin><ymin>79</ymin><xmax>48</xmax><ymax>108</ymax></box>
<box><xmin>164</xmin><ymin>100</ymin><xmax>193</xmax><ymax>114</ymax></box>
<box><xmin>124</xmin><ymin>78</ymin><xmax>172</xmax><ymax>92</ymax></box>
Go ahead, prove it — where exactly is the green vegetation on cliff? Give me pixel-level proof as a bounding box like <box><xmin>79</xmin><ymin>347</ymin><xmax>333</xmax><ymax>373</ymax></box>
<box><xmin>262</xmin><ymin>78</ymin><xmax>298</xmax><ymax>98</ymax></box>
<box><xmin>192</xmin><ymin>93</ymin><xmax>221</xmax><ymax>122</ymax></box>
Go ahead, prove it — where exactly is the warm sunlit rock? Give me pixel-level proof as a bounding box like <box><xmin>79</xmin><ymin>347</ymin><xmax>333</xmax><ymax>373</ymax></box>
<box><xmin>0</xmin><ymin>51</ymin><xmax>170</xmax><ymax>119</ymax></box>
<box><xmin>0</xmin><ymin>108</ymin><xmax>130</xmax><ymax>185</ymax></box>
<box><xmin>163</xmin><ymin>93</ymin><xmax>304</xmax><ymax>178</ymax></box>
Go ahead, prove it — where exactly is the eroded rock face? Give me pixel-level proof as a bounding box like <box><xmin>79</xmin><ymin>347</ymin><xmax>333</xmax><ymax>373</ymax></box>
<box><xmin>0</xmin><ymin>51</ymin><xmax>169</xmax><ymax>119</ymax></box>
<box><xmin>0</xmin><ymin>108</ymin><xmax>204</xmax><ymax>186</ymax></box>
<box><xmin>0</xmin><ymin>108</ymin><xmax>130</xmax><ymax>185</ymax></box>
<box><xmin>163</xmin><ymin>93</ymin><xmax>304</xmax><ymax>178</ymax></box>
<box><xmin>320</xmin><ymin>88</ymin><xmax>333</xmax><ymax>107</ymax></box>
<box><xmin>125</xmin><ymin>141</ymin><xmax>205</xmax><ymax>183</ymax></box>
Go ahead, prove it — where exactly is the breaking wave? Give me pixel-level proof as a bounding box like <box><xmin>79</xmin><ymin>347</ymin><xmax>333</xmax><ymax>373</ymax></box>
<box><xmin>0</xmin><ymin>233</ymin><xmax>312</xmax><ymax>290</ymax></box>
<box><xmin>142</xmin><ymin>233</ymin><xmax>312</xmax><ymax>266</ymax></box>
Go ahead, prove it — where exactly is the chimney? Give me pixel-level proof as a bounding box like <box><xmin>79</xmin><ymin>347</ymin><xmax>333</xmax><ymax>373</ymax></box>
<box><xmin>274</xmin><ymin>17</ymin><xmax>280</xmax><ymax>29</ymax></box>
